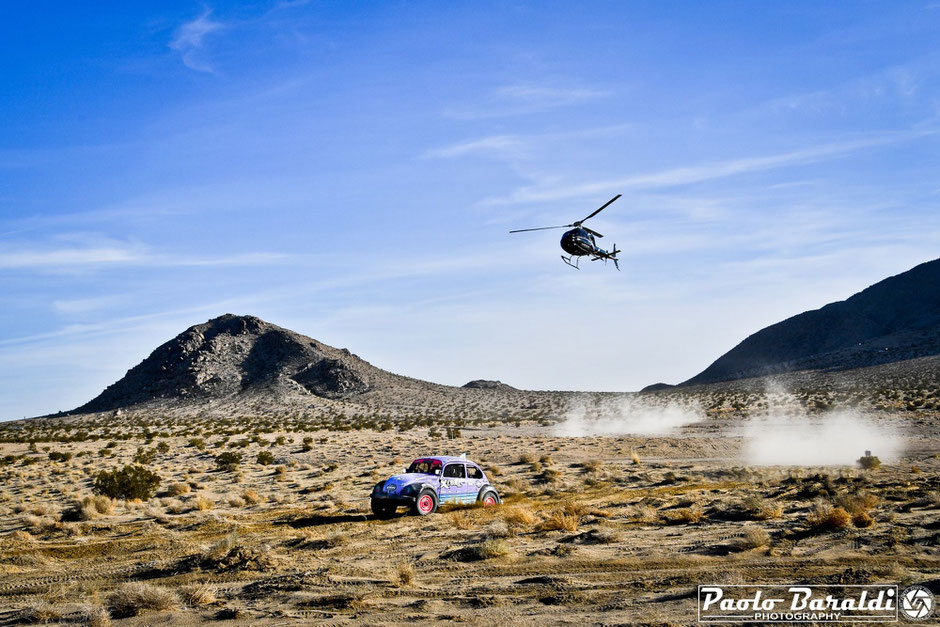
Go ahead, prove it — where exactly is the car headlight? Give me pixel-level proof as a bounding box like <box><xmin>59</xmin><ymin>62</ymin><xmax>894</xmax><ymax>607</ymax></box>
<box><xmin>401</xmin><ymin>484</ymin><xmax>418</xmax><ymax>496</ymax></box>
<box><xmin>373</xmin><ymin>481</ymin><xmax>385</xmax><ymax>493</ymax></box>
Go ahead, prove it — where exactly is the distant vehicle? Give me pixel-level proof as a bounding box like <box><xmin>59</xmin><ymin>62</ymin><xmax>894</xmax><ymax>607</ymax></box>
<box><xmin>510</xmin><ymin>194</ymin><xmax>622</xmax><ymax>270</ymax></box>
<box><xmin>370</xmin><ymin>455</ymin><xmax>501</xmax><ymax>518</ymax></box>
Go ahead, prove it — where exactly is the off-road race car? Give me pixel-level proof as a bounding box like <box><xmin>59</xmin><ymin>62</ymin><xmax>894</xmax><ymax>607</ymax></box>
<box><xmin>370</xmin><ymin>455</ymin><xmax>501</xmax><ymax>518</ymax></box>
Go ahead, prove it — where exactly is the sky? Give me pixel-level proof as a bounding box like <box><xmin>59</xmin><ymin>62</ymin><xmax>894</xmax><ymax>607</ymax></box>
<box><xmin>1</xmin><ymin>1</ymin><xmax>939</xmax><ymax>419</ymax></box>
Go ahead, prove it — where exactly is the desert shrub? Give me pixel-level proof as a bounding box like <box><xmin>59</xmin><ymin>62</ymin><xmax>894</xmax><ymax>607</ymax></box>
<box><xmin>181</xmin><ymin>584</ymin><xmax>216</xmax><ymax>606</ymax></box>
<box><xmin>133</xmin><ymin>447</ymin><xmax>157</xmax><ymax>465</ymax></box>
<box><xmin>167</xmin><ymin>482</ymin><xmax>191</xmax><ymax>496</ymax></box>
<box><xmin>519</xmin><ymin>453</ymin><xmax>536</xmax><ymax>464</ymax></box>
<box><xmin>301</xmin><ymin>436</ymin><xmax>313</xmax><ymax>452</ymax></box>
<box><xmin>485</xmin><ymin>520</ymin><xmax>512</xmax><ymax>538</ymax></box>
<box><xmin>743</xmin><ymin>495</ymin><xmax>783</xmax><ymax>520</ymax></box>
<box><xmin>583</xmin><ymin>459</ymin><xmax>604</xmax><ymax>473</ymax></box>
<box><xmin>667</xmin><ymin>505</ymin><xmax>704</xmax><ymax>525</ymax></box>
<box><xmin>195</xmin><ymin>497</ymin><xmax>214</xmax><ymax>511</ymax></box>
<box><xmin>215</xmin><ymin>452</ymin><xmax>242</xmax><ymax>471</ymax></box>
<box><xmin>242</xmin><ymin>489</ymin><xmax>263</xmax><ymax>505</ymax></box>
<box><xmin>857</xmin><ymin>455</ymin><xmax>881</xmax><ymax>470</ymax></box>
<box><xmin>78</xmin><ymin>604</ymin><xmax>111</xmax><ymax>627</ymax></box>
<box><xmin>501</xmin><ymin>505</ymin><xmax>538</xmax><ymax>528</ymax></box>
<box><xmin>48</xmin><ymin>451</ymin><xmax>73</xmax><ymax>462</ymax></box>
<box><xmin>106</xmin><ymin>582</ymin><xmax>179</xmax><ymax>618</ymax></box>
<box><xmin>188</xmin><ymin>438</ymin><xmax>206</xmax><ymax>451</ymax></box>
<box><xmin>155</xmin><ymin>441</ymin><xmax>170</xmax><ymax>454</ymax></box>
<box><xmin>538</xmin><ymin>510</ymin><xmax>579</xmax><ymax>532</ymax></box>
<box><xmin>852</xmin><ymin>511</ymin><xmax>874</xmax><ymax>528</ymax></box>
<box><xmin>459</xmin><ymin>538</ymin><xmax>511</xmax><ymax>560</ymax></box>
<box><xmin>834</xmin><ymin>491</ymin><xmax>878</xmax><ymax>515</ymax></box>
<box><xmin>256</xmin><ymin>451</ymin><xmax>275</xmax><ymax>466</ymax></box>
<box><xmin>392</xmin><ymin>561</ymin><xmax>415</xmax><ymax>587</ymax></box>
<box><xmin>16</xmin><ymin>601</ymin><xmax>62</xmax><ymax>623</ymax></box>
<box><xmin>94</xmin><ymin>465</ymin><xmax>160</xmax><ymax>500</ymax></box>
<box><xmin>735</xmin><ymin>526</ymin><xmax>771</xmax><ymax>550</ymax></box>
<box><xmin>806</xmin><ymin>504</ymin><xmax>851</xmax><ymax>529</ymax></box>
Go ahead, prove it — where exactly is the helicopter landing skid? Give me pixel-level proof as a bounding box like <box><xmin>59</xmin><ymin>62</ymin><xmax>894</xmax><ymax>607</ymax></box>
<box><xmin>561</xmin><ymin>255</ymin><xmax>581</xmax><ymax>269</ymax></box>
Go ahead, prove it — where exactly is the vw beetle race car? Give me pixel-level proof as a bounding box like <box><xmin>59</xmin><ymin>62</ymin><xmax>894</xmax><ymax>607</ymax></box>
<box><xmin>370</xmin><ymin>456</ymin><xmax>501</xmax><ymax>518</ymax></box>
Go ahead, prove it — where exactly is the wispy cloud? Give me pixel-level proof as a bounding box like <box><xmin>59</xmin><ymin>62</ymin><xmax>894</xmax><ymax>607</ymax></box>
<box><xmin>424</xmin><ymin>135</ymin><xmax>526</xmax><ymax>160</ymax></box>
<box><xmin>169</xmin><ymin>8</ymin><xmax>224</xmax><ymax>73</ymax></box>
<box><xmin>444</xmin><ymin>84</ymin><xmax>607</xmax><ymax>119</ymax></box>
<box><xmin>0</xmin><ymin>242</ymin><xmax>287</xmax><ymax>271</ymax></box>
<box><xmin>485</xmin><ymin>129</ymin><xmax>937</xmax><ymax>205</ymax></box>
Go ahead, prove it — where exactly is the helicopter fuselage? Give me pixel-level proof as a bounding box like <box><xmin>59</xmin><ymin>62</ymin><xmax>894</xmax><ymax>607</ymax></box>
<box><xmin>561</xmin><ymin>227</ymin><xmax>601</xmax><ymax>257</ymax></box>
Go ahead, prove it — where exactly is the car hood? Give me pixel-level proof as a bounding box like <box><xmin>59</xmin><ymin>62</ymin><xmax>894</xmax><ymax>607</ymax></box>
<box><xmin>381</xmin><ymin>473</ymin><xmax>435</xmax><ymax>493</ymax></box>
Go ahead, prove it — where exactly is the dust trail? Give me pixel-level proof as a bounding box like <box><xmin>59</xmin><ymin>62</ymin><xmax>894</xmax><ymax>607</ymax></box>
<box><xmin>554</xmin><ymin>395</ymin><xmax>704</xmax><ymax>437</ymax></box>
<box><xmin>741</xmin><ymin>383</ymin><xmax>904</xmax><ymax>465</ymax></box>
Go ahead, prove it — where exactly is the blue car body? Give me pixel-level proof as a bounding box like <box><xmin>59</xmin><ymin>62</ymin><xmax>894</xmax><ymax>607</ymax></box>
<box><xmin>370</xmin><ymin>455</ymin><xmax>500</xmax><ymax>516</ymax></box>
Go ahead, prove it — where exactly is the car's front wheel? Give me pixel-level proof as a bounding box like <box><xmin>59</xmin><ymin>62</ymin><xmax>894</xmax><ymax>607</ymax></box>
<box><xmin>412</xmin><ymin>489</ymin><xmax>438</xmax><ymax>516</ymax></box>
<box><xmin>371</xmin><ymin>499</ymin><xmax>397</xmax><ymax>519</ymax></box>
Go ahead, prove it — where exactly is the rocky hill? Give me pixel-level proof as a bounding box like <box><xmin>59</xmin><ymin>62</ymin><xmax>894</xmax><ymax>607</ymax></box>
<box><xmin>682</xmin><ymin>257</ymin><xmax>940</xmax><ymax>386</ymax></box>
<box><xmin>70</xmin><ymin>314</ymin><xmax>555</xmax><ymax>419</ymax></box>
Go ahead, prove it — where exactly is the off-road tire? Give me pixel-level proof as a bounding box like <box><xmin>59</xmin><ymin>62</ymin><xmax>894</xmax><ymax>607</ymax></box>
<box><xmin>412</xmin><ymin>489</ymin><xmax>438</xmax><ymax>516</ymax></box>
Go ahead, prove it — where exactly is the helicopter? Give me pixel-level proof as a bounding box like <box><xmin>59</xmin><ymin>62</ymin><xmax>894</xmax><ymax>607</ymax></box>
<box><xmin>509</xmin><ymin>194</ymin><xmax>622</xmax><ymax>270</ymax></box>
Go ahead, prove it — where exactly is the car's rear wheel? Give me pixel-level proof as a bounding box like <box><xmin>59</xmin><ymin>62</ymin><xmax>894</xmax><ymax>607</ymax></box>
<box><xmin>412</xmin><ymin>489</ymin><xmax>438</xmax><ymax>516</ymax></box>
<box><xmin>371</xmin><ymin>499</ymin><xmax>396</xmax><ymax>519</ymax></box>
<box><xmin>478</xmin><ymin>489</ymin><xmax>499</xmax><ymax>507</ymax></box>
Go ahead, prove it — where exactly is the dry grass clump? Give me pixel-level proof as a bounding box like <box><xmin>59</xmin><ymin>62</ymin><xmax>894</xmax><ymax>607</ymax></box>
<box><xmin>227</xmin><ymin>495</ymin><xmax>246</xmax><ymax>508</ymax></box>
<box><xmin>473</xmin><ymin>538</ymin><xmax>511</xmax><ymax>559</ymax></box>
<box><xmin>835</xmin><ymin>492</ymin><xmax>878</xmax><ymax>515</ymax></box>
<box><xmin>107</xmin><ymin>582</ymin><xmax>180</xmax><ymax>618</ymax></box>
<box><xmin>78</xmin><ymin>604</ymin><xmax>112</xmax><ymax>627</ymax></box>
<box><xmin>501</xmin><ymin>505</ymin><xmax>538</xmax><ymax>529</ymax></box>
<box><xmin>16</xmin><ymin>601</ymin><xmax>62</xmax><ymax>624</ymax></box>
<box><xmin>627</xmin><ymin>504</ymin><xmax>662</xmax><ymax>525</ymax></box>
<box><xmin>242</xmin><ymin>489</ymin><xmax>264</xmax><ymax>505</ymax></box>
<box><xmin>630</xmin><ymin>450</ymin><xmax>641</xmax><ymax>465</ymax></box>
<box><xmin>806</xmin><ymin>504</ymin><xmax>851</xmax><ymax>529</ymax></box>
<box><xmin>743</xmin><ymin>495</ymin><xmax>782</xmax><ymax>520</ymax></box>
<box><xmin>852</xmin><ymin>511</ymin><xmax>874</xmax><ymax>528</ymax></box>
<box><xmin>484</xmin><ymin>520</ymin><xmax>512</xmax><ymax>538</ymax></box>
<box><xmin>181</xmin><ymin>583</ymin><xmax>216</xmax><ymax>606</ymax></box>
<box><xmin>391</xmin><ymin>561</ymin><xmax>415</xmax><ymax>587</ymax></box>
<box><xmin>10</xmin><ymin>529</ymin><xmax>33</xmax><ymax>543</ymax></box>
<box><xmin>667</xmin><ymin>505</ymin><xmax>704</xmax><ymax>525</ymax></box>
<box><xmin>735</xmin><ymin>526</ymin><xmax>771</xmax><ymax>551</ymax></box>
<box><xmin>583</xmin><ymin>459</ymin><xmax>604</xmax><ymax>473</ymax></box>
<box><xmin>538</xmin><ymin>510</ymin><xmax>579</xmax><ymax>533</ymax></box>
<box><xmin>195</xmin><ymin>496</ymin><xmax>214</xmax><ymax>511</ymax></box>
<box><xmin>167</xmin><ymin>482</ymin><xmax>191</xmax><ymax>496</ymax></box>
<box><xmin>518</xmin><ymin>453</ymin><xmax>537</xmax><ymax>464</ymax></box>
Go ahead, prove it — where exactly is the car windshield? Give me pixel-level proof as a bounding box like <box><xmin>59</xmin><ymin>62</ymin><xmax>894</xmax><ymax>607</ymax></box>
<box><xmin>407</xmin><ymin>458</ymin><xmax>442</xmax><ymax>475</ymax></box>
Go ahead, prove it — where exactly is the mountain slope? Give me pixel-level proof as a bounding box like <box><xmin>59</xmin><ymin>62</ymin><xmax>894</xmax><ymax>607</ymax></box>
<box><xmin>682</xmin><ymin>258</ymin><xmax>940</xmax><ymax>386</ymax></box>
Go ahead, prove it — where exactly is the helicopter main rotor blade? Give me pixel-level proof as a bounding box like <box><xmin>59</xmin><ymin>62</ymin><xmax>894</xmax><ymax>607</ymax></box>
<box><xmin>578</xmin><ymin>194</ymin><xmax>622</xmax><ymax>224</ymax></box>
<box><xmin>509</xmin><ymin>224</ymin><xmax>572</xmax><ymax>233</ymax></box>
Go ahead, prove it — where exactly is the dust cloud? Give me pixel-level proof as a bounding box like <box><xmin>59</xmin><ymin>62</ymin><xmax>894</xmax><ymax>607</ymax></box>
<box><xmin>554</xmin><ymin>395</ymin><xmax>704</xmax><ymax>437</ymax></box>
<box><xmin>741</xmin><ymin>384</ymin><xmax>904</xmax><ymax>466</ymax></box>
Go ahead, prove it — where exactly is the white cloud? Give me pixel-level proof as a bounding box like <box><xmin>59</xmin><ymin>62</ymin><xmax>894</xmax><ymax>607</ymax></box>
<box><xmin>484</xmin><ymin>129</ymin><xmax>938</xmax><ymax>205</ymax></box>
<box><xmin>444</xmin><ymin>84</ymin><xmax>607</xmax><ymax>119</ymax></box>
<box><xmin>169</xmin><ymin>9</ymin><xmax>224</xmax><ymax>73</ymax></box>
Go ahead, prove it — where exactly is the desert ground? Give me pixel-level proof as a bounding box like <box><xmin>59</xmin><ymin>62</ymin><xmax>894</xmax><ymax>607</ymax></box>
<box><xmin>1</xmin><ymin>363</ymin><xmax>939</xmax><ymax>625</ymax></box>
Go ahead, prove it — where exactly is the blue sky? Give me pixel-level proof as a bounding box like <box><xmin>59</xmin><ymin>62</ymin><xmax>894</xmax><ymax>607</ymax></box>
<box><xmin>2</xmin><ymin>1</ymin><xmax>939</xmax><ymax>419</ymax></box>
